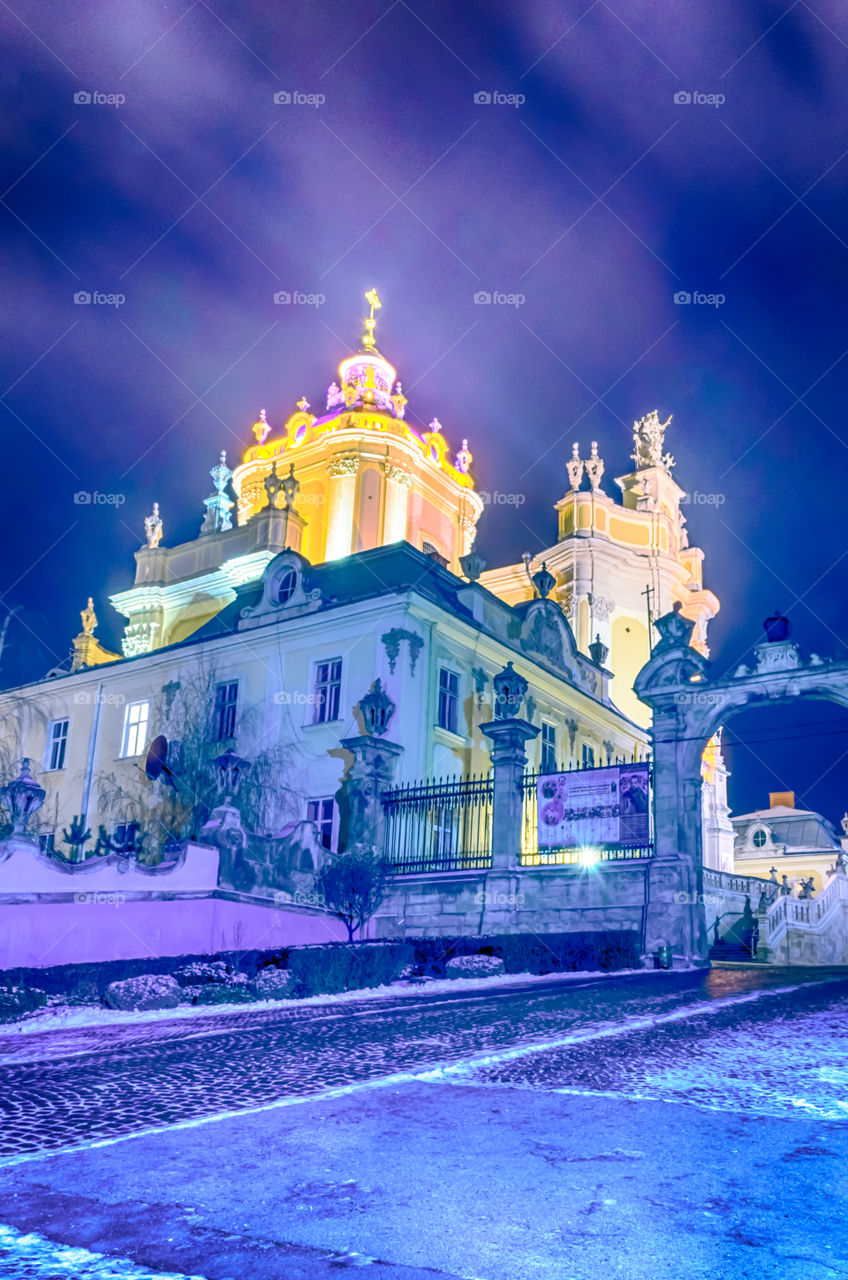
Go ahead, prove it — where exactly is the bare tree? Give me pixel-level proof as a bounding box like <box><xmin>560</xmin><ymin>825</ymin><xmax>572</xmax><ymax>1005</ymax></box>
<box><xmin>317</xmin><ymin>845</ymin><xmax>392</xmax><ymax>943</ymax></box>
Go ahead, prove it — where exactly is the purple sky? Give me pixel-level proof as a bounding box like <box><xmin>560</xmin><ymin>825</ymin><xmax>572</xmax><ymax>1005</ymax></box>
<box><xmin>3</xmin><ymin>0</ymin><xmax>848</xmax><ymax>817</ymax></box>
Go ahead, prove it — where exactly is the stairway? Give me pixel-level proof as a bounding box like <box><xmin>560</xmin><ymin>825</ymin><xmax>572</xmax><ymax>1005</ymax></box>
<box><xmin>709</xmin><ymin>913</ymin><xmax>766</xmax><ymax>964</ymax></box>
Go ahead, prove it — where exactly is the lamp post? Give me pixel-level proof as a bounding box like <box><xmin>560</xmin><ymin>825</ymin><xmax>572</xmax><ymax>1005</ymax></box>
<box><xmin>1</xmin><ymin>758</ymin><xmax>46</xmax><ymax>837</ymax></box>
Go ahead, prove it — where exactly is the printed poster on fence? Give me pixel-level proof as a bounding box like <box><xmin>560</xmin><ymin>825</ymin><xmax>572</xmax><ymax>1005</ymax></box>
<box><xmin>536</xmin><ymin>763</ymin><xmax>650</xmax><ymax>849</ymax></box>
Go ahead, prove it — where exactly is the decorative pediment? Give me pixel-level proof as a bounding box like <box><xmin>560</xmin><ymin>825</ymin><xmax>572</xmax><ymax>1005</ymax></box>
<box><xmin>518</xmin><ymin>600</ymin><xmax>579</xmax><ymax>676</ymax></box>
<box><xmin>239</xmin><ymin>550</ymin><xmax>321</xmax><ymax>630</ymax></box>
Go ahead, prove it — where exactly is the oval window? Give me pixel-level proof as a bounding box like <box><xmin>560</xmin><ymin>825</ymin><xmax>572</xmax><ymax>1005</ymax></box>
<box><xmin>752</xmin><ymin>828</ymin><xmax>767</xmax><ymax>848</ymax></box>
<box><xmin>275</xmin><ymin>568</ymin><xmax>297</xmax><ymax>604</ymax></box>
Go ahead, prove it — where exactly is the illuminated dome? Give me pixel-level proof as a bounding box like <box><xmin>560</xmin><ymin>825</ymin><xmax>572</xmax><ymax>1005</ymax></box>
<box><xmin>230</xmin><ymin>291</ymin><xmax>483</xmax><ymax>574</ymax></box>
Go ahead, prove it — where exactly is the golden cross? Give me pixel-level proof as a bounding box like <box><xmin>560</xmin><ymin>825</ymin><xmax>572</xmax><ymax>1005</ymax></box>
<box><xmin>362</xmin><ymin>288</ymin><xmax>381</xmax><ymax>351</ymax></box>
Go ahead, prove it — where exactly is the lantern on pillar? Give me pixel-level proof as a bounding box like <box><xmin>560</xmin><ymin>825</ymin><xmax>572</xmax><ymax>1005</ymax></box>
<box><xmin>358</xmin><ymin>678</ymin><xmax>396</xmax><ymax>737</ymax></box>
<box><xmin>1</xmin><ymin>758</ymin><xmax>46</xmax><ymax>835</ymax></box>
<box><xmin>492</xmin><ymin>661</ymin><xmax>528</xmax><ymax>719</ymax></box>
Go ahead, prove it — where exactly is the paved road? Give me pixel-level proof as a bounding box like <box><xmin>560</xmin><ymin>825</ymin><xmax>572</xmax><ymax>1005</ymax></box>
<box><xmin>0</xmin><ymin>966</ymin><xmax>842</xmax><ymax>1160</ymax></box>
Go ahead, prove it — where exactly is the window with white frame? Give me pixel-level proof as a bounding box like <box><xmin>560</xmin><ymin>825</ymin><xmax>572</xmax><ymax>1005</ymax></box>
<box><xmin>581</xmin><ymin>742</ymin><xmax>595</xmax><ymax>769</ymax></box>
<box><xmin>307</xmin><ymin>798</ymin><xmax>334</xmax><ymax>850</ymax></box>
<box><xmin>121</xmin><ymin>700</ymin><xmax>149</xmax><ymax>758</ymax></box>
<box><xmin>437</xmin><ymin>667</ymin><xmax>459</xmax><ymax>734</ymax></box>
<box><xmin>213</xmin><ymin>680</ymin><xmax>239</xmax><ymax>741</ymax></box>
<box><xmin>313</xmin><ymin>658</ymin><xmax>342</xmax><ymax>723</ymax></box>
<box><xmin>541</xmin><ymin>722</ymin><xmax>557</xmax><ymax>774</ymax></box>
<box><xmin>45</xmin><ymin>719</ymin><xmax>69</xmax><ymax>771</ymax></box>
<box><xmin>113</xmin><ymin>822</ymin><xmax>140</xmax><ymax>853</ymax></box>
<box><xmin>38</xmin><ymin>833</ymin><xmax>55</xmax><ymax>855</ymax></box>
<box><xmin>752</xmin><ymin>827</ymin><xmax>768</xmax><ymax>848</ymax></box>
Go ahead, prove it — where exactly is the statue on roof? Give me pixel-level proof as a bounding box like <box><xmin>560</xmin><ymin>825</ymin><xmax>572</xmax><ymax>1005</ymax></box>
<box><xmin>200</xmin><ymin>450</ymin><xmax>234</xmax><ymax>535</ymax></box>
<box><xmin>632</xmin><ymin>410</ymin><xmax>674</xmax><ymax>472</ymax></box>
<box><xmin>362</xmin><ymin>288</ymin><xmax>381</xmax><ymax>352</ymax></box>
<box><xmin>80</xmin><ymin>597</ymin><xmax>97</xmax><ymax>635</ymax></box>
<box><xmin>252</xmin><ymin>409</ymin><xmax>270</xmax><ymax>445</ymax></box>
<box><xmin>566</xmin><ymin>443</ymin><xmax>584</xmax><ymax>491</ymax></box>
<box><xmin>585</xmin><ymin>441</ymin><xmax>604</xmax><ymax>491</ymax></box>
<box><xmin>143</xmin><ymin>502</ymin><xmax>163</xmax><ymax>549</ymax></box>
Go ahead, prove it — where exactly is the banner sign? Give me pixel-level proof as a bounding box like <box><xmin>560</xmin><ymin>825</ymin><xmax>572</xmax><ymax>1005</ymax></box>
<box><xmin>536</xmin><ymin>763</ymin><xmax>651</xmax><ymax>850</ymax></box>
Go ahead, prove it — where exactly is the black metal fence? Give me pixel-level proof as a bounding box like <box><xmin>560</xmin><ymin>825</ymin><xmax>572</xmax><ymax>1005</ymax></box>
<box><xmin>521</xmin><ymin>767</ymin><xmax>654</xmax><ymax>866</ymax></box>
<box><xmin>381</xmin><ymin>774</ymin><xmax>493</xmax><ymax>874</ymax></box>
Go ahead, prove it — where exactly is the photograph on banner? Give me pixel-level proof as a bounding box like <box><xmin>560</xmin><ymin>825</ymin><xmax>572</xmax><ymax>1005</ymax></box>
<box><xmin>537</xmin><ymin>762</ymin><xmax>651</xmax><ymax>849</ymax></box>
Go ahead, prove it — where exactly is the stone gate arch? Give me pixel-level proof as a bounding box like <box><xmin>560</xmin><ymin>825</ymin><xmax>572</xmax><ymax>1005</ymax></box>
<box><xmin>634</xmin><ymin>605</ymin><xmax>848</xmax><ymax>965</ymax></box>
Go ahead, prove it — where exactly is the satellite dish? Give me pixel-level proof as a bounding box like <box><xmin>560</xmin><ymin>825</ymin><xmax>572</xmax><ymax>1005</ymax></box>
<box><xmin>145</xmin><ymin>735</ymin><xmax>176</xmax><ymax>787</ymax></box>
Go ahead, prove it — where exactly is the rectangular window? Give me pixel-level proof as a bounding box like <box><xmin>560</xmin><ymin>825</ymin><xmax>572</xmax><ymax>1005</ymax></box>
<box><xmin>437</xmin><ymin>667</ymin><xmax>459</xmax><ymax>734</ymax></box>
<box><xmin>313</xmin><ymin>659</ymin><xmax>342</xmax><ymax>724</ymax></box>
<box><xmin>38</xmin><ymin>833</ymin><xmax>55</xmax><ymax>855</ymax></box>
<box><xmin>307</xmin><ymin>798</ymin><xmax>334</xmax><ymax>850</ymax></box>
<box><xmin>582</xmin><ymin>742</ymin><xmax>595</xmax><ymax>769</ymax></box>
<box><xmin>213</xmin><ymin>680</ymin><xmax>239</xmax><ymax>741</ymax></box>
<box><xmin>121</xmin><ymin>700</ymin><xmax>149</xmax><ymax>758</ymax></box>
<box><xmin>541</xmin><ymin>722</ymin><xmax>556</xmax><ymax>774</ymax></box>
<box><xmin>113</xmin><ymin>822</ymin><xmax>140</xmax><ymax>854</ymax></box>
<box><xmin>46</xmin><ymin>719</ymin><xmax>69</xmax><ymax>771</ymax></box>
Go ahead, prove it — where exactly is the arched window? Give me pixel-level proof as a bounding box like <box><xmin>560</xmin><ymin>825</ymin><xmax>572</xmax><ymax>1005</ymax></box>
<box><xmin>275</xmin><ymin>568</ymin><xmax>298</xmax><ymax>605</ymax></box>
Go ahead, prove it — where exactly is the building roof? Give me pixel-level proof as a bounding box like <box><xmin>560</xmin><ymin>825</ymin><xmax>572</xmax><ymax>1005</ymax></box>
<box><xmin>732</xmin><ymin>806</ymin><xmax>840</xmax><ymax>852</ymax></box>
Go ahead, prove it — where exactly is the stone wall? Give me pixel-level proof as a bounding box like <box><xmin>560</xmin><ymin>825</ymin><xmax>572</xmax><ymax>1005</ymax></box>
<box><xmin>374</xmin><ymin>863</ymin><xmax>649</xmax><ymax>941</ymax></box>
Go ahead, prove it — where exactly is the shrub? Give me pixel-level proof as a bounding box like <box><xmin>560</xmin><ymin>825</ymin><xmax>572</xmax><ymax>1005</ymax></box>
<box><xmin>0</xmin><ymin>985</ymin><xmax>47</xmax><ymax>1023</ymax></box>
<box><xmin>445</xmin><ymin>954</ymin><xmax>505</xmax><ymax>979</ymax></box>
<box><xmin>410</xmin><ymin>931</ymin><xmax>641</xmax><ymax>977</ymax></box>
<box><xmin>104</xmin><ymin>974</ymin><xmax>181</xmax><ymax>1012</ymax></box>
<box><xmin>250</xmin><ymin>968</ymin><xmax>296</xmax><ymax>1000</ymax></box>
<box><xmin>285</xmin><ymin>941</ymin><xmax>414</xmax><ymax>997</ymax></box>
<box><xmin>317</xmin><ymin>845</ymin><xmax>392</xmax><ymax>942</ymax></box>
<box><xmin>173</xmin><ymin>960</ymin><xmax>232</xmax><ymax>987</ymax></box>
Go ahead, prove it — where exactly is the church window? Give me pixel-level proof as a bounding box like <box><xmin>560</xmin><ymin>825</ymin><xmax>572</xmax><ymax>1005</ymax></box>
<box><xmin>752</xmin><ymin>828</ymin><xmax>768</xmax><ymax>848</ymax></box>
<box><xmin>437</xmin><ymin>667</ymin><xmax>459</xmax><ymax>734</ymax></box>
<box><xmin>541</xmin><ymin>722</ymin><xmax>557</xmax><ymax>773</ymax></box>
<box><xmin>313</xmin><ymin>659</ymin><xmax>342</xmax><ymax>723</ymax></box>
<box><xmin>582</xmin><ymin>743</ymin><xmax>595</xmax><ymax>769</ymax></box>
<box><xmin>307</xmin><ymin>798</ymin><xmax>335</xmax><ymax>850</ymax></box>
<box><xmin>121</xmin><ymin>701</ymin><xmax>149</xmax><ymax>758</ymax></box>
<box><xmin>46</xmin><ymin>719</ymin><xmax>68</xmax><ymax>771</ymax></box>
<box><xmin>275</xmin><ymin>568</ymin><xmax>297</xmax><ymax>605</ymax></box>
<box><xmin>213</xmin><ymin>681</ymin><xmax>239</xmax><ymax>741</ymax></box>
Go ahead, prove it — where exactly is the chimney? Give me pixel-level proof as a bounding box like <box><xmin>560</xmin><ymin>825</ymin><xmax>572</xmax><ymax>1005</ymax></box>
<box><xmin>769</xmin><ymin>790</ymin><xmax>795</xmax><ymax>810</ymax></box>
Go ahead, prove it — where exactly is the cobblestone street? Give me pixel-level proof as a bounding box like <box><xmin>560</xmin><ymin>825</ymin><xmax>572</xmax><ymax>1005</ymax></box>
<box><xmin>1</xmin><ymin>968</ymin><xmax>847</xmax><ymax>1278</ymax></box>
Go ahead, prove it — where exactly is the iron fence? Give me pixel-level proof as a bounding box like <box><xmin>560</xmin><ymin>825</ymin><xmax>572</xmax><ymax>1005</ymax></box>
<box><xmin>381</xmin><ymin>773</ymin><xmax>493</xmax><ymax>874</ymax></box>
<box><xmin>521</xmin><ymin>766</ymin><xmax>654</xmax><ymax>866</ymax></box>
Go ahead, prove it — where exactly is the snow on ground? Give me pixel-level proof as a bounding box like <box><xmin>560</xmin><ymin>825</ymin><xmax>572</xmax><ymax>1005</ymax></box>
<box><xmin>1</xmin><ymin>968</ymin><xmax>643</xmax><ymax>1039</ymax></box>
<box><xmin>0</xmin><ymin>1224</ymin><xmax>203</xmax><ymax>1280</ymax></box>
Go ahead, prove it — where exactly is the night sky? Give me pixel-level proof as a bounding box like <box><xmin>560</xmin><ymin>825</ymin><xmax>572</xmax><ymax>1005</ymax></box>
<box><xmin>3</xmin><ymin>1</ymin><xmax>848</xmax><ymax>822</ymax></box>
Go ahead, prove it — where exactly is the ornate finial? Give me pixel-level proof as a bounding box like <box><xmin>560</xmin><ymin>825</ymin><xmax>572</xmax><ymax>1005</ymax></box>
<box><xmin>200</xmin><ymin>450</ymin><xmax>234</xmax><ymax>535</ymax></box>
<box><xmin>459</xmin><ymin>535</ymin><xmax>487</xmax><ymax>583</ymax></box>
<box><xmin>585</xmin><ymin>441</ymin><xmax>604</xmax><ymax>491</ymax></box>
<box><xmin>296</xmin><ymin>396</ymin><xmax>310</xmax><ymax>413</ymax></box>
<box><xmin>455</xmin><ymin>438</ymin><xmax>472</xmax><ymax>474</ymax></box>
<box><xmin>632</xmin><ymin>410</ymin><xmax>673</xmax><ymax>471</ymax></box>
<box><xmin>764</xmin><ymin>610</ymin><xmax>790</xmax><ymax>643</ymax></box>
<box><xmin>362</xmin><ymin>288</ymin><xmax>381</xmax><ymax>352</ymax></box>
<box><xmin>80</xmin><ymin>597</ymin><xmax>97</xmax><ymax>635</ymax></box>
<box><xmin>428</xmin><ymin>417</ymin><xmax>443</xmax><ymax>434</ymax></box>
<box><xmin>264</xmin><ymin>461</ymin><xmax>284</xmax><ymax>510</ymax></box>
<box><xmin>143</xmin><ymin>502</ymin><xmax>163</xmax><ymax>549</ymax></box>
<box><xmin>532</xmin><ymin>562</ymin><xmax>556</xmax><ymax>599</ymax></box>
<box><xmin>358</xmin><ymin>678</ymin><xmax>396</xmax><ymax>737</ymax></box>
<box><xmin>282</xmin><ymin>462</ymin><xmax>300</xmax><ymax>511</ymax></box>
<box><xmin>252</xmin><ymin>409</ymin><xmax>270</xmax><ymax>445</ymax></box>
<box><xmin>588</xmin><ymin>633</ymin><xmax>609</xmax><ymax>667</ymax></box>
<box><xmin>566</xmin><ymin>442</ymin><xmax>584</xmax><ymax>491</ymax></box>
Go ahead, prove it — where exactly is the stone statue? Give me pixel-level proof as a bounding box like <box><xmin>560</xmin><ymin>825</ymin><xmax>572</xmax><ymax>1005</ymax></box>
<box><xmin>143</xmin><ymin>502</ymin><xmax>163</xmax><ymax>549</ymax></box>
<box><xmin>798</xmin><ymin>876</ymin><xmax>815</xmax><ymax>900</ymax></box>
<box><xmin>585</xmin><ymin>441</ymin><xmax>604</xmax><ymax>490</ymax></box>
<box><xmin>296</xmin><ymin>396</ymin><xmax>310</xmax><ymax>413</ymax></box>
<box><xmin>652</xmin><ymin>601</ymin><xmax>694</xmax><ymax>653</ymax></box>
<box><xmin>769</xmin><ymin>867</ymin><xmax>779</xmax><ymax>883</ymax></box>
<box><xmin>566</xmin><ymin>443</ymin><xmax>584</xmax><ymax>491</ymax></box>
<box><xmin>632</xmin><ymin>410</ymin><xmax>673</xmax><ymax>472</ymax></box>
<box><xmin>780</xmin><ymin>874</ymin><xmax>792</xmax><ymax>896</ymax></box>
<box><xmin>80</xmin><ymin>597</ymin><xmax>97</xmax><ymax>635</ymax></box>
<box><xmin>841</xmin><ymin>812</ymin><xmax>848</xmax><ymax>837</ymax></box>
